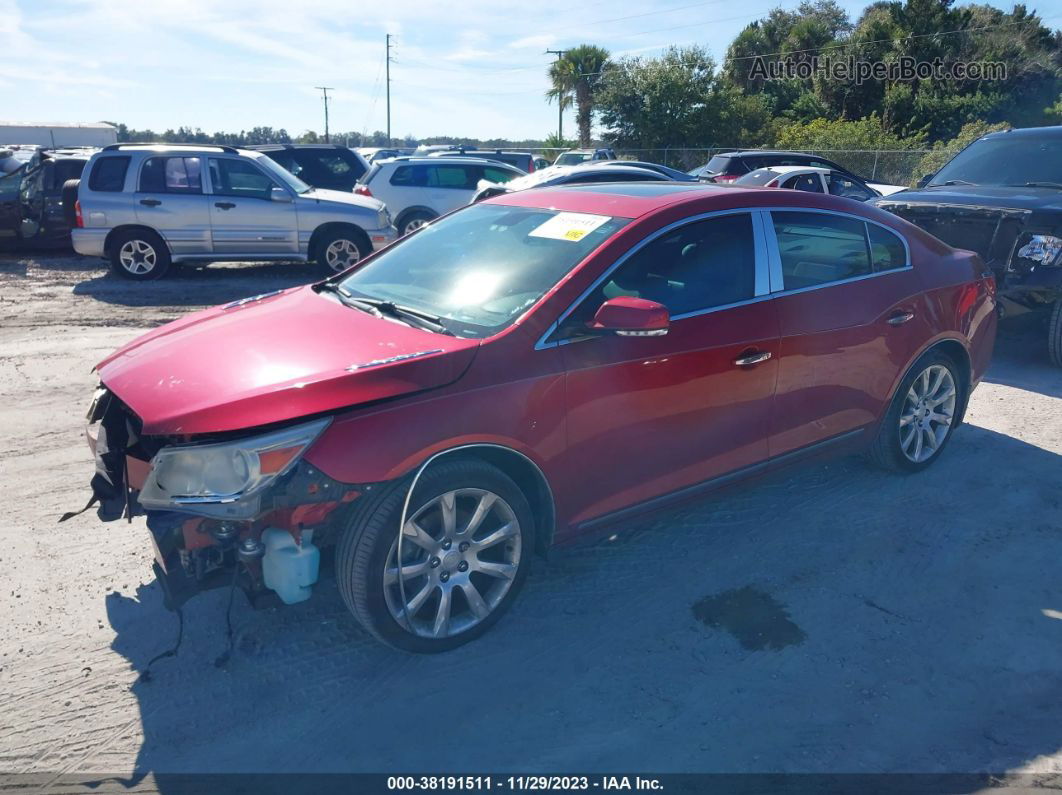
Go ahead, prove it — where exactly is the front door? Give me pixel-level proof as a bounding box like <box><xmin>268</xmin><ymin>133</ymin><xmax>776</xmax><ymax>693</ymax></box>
<box><xmin>765</xmin><ymin>209</ymin><xmax>931</xmax><ymax>456</ymax></box>
<box><xmin>133</xmin><ymin>154</ymin><xmax>212</xmax><ymax>256</ymax></box>
<box><xmin>552</xmin><ymin>211</ymin><xmax>780</xmax><ymax>526</ymax></box>
<box><xmin>206</xmin><ymin>157</ymin><xmax>298</xmax><ymax>255</ymax></box>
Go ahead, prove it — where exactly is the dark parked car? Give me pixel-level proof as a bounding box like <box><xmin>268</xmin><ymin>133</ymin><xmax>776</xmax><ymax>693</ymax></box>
<box><xmin>595</xmin><ymin>160</ymin><xmax>699</xmax><ymax>182</ymax></box>
<box><xmin>77</xmin><ymin>183</ymin><xmax>994</xmax><ymax>651</ymax></box>
<box><xmin>248</xmin><ymin>144</ymin><xmax>370</xmax><ymax>192</ymax></box>
<box><xmin>690</xmin><ymin>150</ymin><xmax>865</xmax><ymax>184</ymax></box>
<box><xmin>553</xmin><ymin>148</ymin><xmax>616</xmax><ymax>166</ymax></box>
<box><xmin>872</xmin><ymin>125</ymin><xmax>1062</xmax><ymax>366</ymax></box>
<box><xmin>0</xmin><ymin>145</ymin><xmax>95</xmax><ymax>248</ymax></box>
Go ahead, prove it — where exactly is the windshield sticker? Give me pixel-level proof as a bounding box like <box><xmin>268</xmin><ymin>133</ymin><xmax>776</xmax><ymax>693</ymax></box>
<box><xmin>529</xmin><ymin>212</ymin><xmax>611</xmax><ymax>242</ymax></box>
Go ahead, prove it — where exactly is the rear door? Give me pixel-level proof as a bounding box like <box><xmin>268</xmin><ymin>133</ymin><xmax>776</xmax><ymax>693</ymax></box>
<box><xmin>765</xmin><ymin>210</ymin><xmax>929</xmax><ymax>456</ymax></box>
<box><xmin>206</xmin><ymin>157</ymin><xmax>298</xmax><ymax>254</ymax></box>
<box><xmin>553</xmin><ymin>211</ymin><xmax>780</xmax><ymax>525</ymax></box>
<box><xmin>134</xmin><ymin>155</ymin><xmax>212</xmax><ymax>256</ymax></box>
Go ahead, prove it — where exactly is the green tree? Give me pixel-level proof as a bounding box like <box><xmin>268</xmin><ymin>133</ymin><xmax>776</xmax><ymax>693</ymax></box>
<box><xmin>547</xmin><ymin>44</ymin><xmax>611</xmax><ymax>146</ymax></box>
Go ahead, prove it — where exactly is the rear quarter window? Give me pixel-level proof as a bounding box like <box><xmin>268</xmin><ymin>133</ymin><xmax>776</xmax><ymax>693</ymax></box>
<box><xmin>868</xmin><ymin>223</ymin><xmax>908</xmax><ymax>271</ymax></box>
<box><xmin>88</xmin><ymin>156</ymin><xmax>130</xmax><ymax>192</ymax></box>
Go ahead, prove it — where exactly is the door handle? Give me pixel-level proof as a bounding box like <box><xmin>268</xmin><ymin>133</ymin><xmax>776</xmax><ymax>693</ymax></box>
<box><xmin>214</xmin><ymin>201</ymin><xmax>236</xmax><ymax>210</ymax></box>
<box><xmin>139</xmin><ymin>199</ymin><xmax>161</xmax><ymax>207</ymax></box>
<box><xmin>733</xmin><ymin>350</ymin><xmax>772</xmax><ymax>367</ymax></box>
<box><xmin>887</xmin><ymin>311</ymin><xmax>915</xmax><ymax>326</ymax></box>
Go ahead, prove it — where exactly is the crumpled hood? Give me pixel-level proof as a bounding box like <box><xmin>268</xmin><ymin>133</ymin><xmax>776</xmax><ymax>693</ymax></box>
<box><xmin>875</xmin><ymin>185</ymin><xmax>1062</xmax><ymax>213</ymax></box>
<box><xmin>96</xmin><ymin>286</ymin><xmax>479</xmax><ymax>436</ymax></box>
<box><xmin>302</xmin><ymin>187</ymin><xmax>384</xmax><ymax>213</ymax></box>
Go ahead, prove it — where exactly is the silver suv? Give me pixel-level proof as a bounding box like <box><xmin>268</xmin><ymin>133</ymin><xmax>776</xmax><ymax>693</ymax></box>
<box><xmin>72</xmin><ymin>143</ymin><xmax>397</xmax><ymax>279</ymax></box>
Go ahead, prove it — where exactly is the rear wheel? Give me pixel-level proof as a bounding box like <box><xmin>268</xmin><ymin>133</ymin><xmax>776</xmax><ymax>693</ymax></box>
<box><xmin>399</xmin><ymin>211</ymin><xmax>435</xmax><ymax>236</ymax></box>
<box><xmin>1048</xmin><ymin>297</ymin><xmax>1062</xmax><ymax>368</ymax></box>
<box><xmin>336</xmin><ymin>459</ymin><xmax>534</xmax><ymax>653</ymax></box>
<box><xmin>867</xmin><ymin>350</ymin><xmax>963</xmax><ymax>472</ymax></box>
<box><xmin>109</xmin><ymin>229</ymin><xmax>171</xmax><ymax>280</ymax></box>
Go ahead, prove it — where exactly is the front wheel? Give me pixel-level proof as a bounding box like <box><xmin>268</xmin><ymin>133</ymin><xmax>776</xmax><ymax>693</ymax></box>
<box><xmin>867</xmin><ymin>350</ymin><xmax>963</xmax><ymax>472</ymax></box>
<box><xmin>336</xmin><ymin>459</ymin><xmax>534</xmax><ymax>652</ymax></box>
<box><xmin>1048</xmin><ymin>297</ymin><xmax>1062</xmax><ymax>368</ymax></box>
<box><xmin>317</xmin><ymin>228</ymin><xmax>369</xmax><ymax>274</ymax></box>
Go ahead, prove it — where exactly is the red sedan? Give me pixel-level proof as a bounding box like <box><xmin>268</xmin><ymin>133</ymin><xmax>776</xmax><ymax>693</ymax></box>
<box><xmin>81</xmin><ymin>183</ymin><xmax>996</xmax><ymax>652</ymax></box>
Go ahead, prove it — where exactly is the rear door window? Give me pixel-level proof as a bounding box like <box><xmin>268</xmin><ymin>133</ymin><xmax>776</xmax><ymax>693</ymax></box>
<box><xmin>139</xmin><ymin>156</ymin><xmax>202</xmax><ymax>194</ymax></box>
<box><xmin>782</xmin><ymin>173</ymin><xmax>824</xmax><ymax>193</ymax></box>
<box><xmin>88</xmin><ymin>156</ymin><xmax>130</xmax><ymax>192</ymax></box>
<box><xmin>771</xmin><ymin>211</ymin><xmax>872</xmax><ymax>289</ymax></box>
<box><xmin>427</xmin><ymin>165</ymin><xmax>476</xmax><ymax>189</ymax></box>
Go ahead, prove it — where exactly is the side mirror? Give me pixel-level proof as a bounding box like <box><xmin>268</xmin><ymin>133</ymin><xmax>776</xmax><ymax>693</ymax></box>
<box><xmin>916</xmin><ymin>173</ymin><xmax>934</xmax><ymax>189</ymax></box>
<box><xmin>271</xmin><ymin>186</ymin><xmax>293</xmax><ymax>203</ymax></box>
<box><xmin>588</xmin><ymin>296</ymin><xmax>669</xmax><ymax>337</ymax></box>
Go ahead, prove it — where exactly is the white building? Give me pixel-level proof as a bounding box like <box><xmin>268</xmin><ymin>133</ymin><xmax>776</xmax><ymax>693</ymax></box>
<box><xmin>0</xmin><ymin>121</ymin><xmax>118</xmax><ymax>148</ymax></box>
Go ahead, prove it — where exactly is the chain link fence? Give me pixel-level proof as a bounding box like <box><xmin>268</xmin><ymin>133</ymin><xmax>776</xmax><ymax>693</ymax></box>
<box><xmin>526</xmin><ymin>147</ymin><xmax>931</xmax><ymax>187</ymax></box>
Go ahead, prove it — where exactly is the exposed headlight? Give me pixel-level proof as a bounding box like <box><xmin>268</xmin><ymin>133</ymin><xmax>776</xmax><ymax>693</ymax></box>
<box><xmin>1015</xmin><ymin>234</ymin><xmax>1062</xmax><ymax>269</ymax></box>
<box><xmin>138</xmin><ymin>418</ymin><xmax>330</xmax><ymax>517</ymax></box>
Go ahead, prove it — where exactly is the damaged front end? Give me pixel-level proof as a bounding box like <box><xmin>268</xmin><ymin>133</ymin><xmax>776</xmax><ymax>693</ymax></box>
<box><xmin>78</xmin><ymin>388</ymin><xmax>362</xmax><ymax>611</ymax></box>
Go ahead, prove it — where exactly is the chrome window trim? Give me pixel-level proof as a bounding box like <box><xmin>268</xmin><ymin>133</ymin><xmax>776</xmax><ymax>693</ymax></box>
<box><xmin>764</xmin><ymin>207</ymin><xmax>913</xmax><ymax>297</ymax></box>
<box><xmin>535</xmin><ymin>208</ymin><xmax>770</xmax><ymax>350</ymax></box>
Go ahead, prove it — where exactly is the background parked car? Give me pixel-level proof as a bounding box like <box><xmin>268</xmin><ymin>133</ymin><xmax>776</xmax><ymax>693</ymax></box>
<box><xmin>735</xmin><ymin>166</ymin><xmax>881</xmax><ymax>201</ymax></box>
<box><xmin>248</xmin><ymin>144</ymin><xmax>369</xmax><ymax>192</ymax></box>
<box><xmin>595</xmin><ymin>159</ymin><xmax>700</xmax><ymax>182</ymax></box>
<box><xmin>0</xmin><ymin>144</ymin><xmax>95</xmax><ymax>248</ymax></box>
<box><xmin>356</xmin><ymin>156</ymin><xmax>524</xmax><ymax>234</ymax></box>
<box><xmin>691</xmin><ymin>150</ymin><xmax>867</xmax><ymax>184</ymax></box>
<box><xmin>357</xmin><ymin>147</ymin><xmax>414</xmax><ymax>162</ymax></box>
<box><xmin>71</xmin><ymin>143</ymin><xmax>395</xmax><ymax>279</ymax></box>
<box><xmin>532</xmin><ymin>156</ymin><xmax>551</xmax><ymax>170</ymax></box>
<box><xmin>553</xmin><ymin>148</ymin><xmax>617</xmax><ymax>166</ymax></box>
<box><xmin>428</xmin><ymin>148</ymin><xmax>535</xmax><ymax>173</ymax></box>
<box><xmin>470</xmin><ymin>162</ymin><xmax>678</xmax><ymax>203</ymax></box>
<box><xmin>872</xmin><ymin>124</ymin><xmax>1062</xmax><ymax>366</ymax></box>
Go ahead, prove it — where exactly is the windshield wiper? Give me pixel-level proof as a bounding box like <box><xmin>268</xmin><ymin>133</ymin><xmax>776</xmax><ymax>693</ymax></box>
<box><xmin>1015</xmin><ymin>181</ymin><xmax>1062</xmax><ymax>190</ymax></box>
<box><xmin>928</xmin><ymin>179</ymin><xmax>977</xmax><ymax>187</ymax></box>
<box><xmin>352</xmin><ymin>296</ymin><xmax>455</xmax><ymax>336</ymax></box>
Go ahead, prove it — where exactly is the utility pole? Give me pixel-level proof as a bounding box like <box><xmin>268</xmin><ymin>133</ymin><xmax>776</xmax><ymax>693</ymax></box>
<box><xmin>385</xmin><ymin>34</ymin><xmax>394</xmax><ymax>145</ymax></box>
<box><xmin>315</xmin><ymin>86</ymin><xmax>333</xmax><ymax>143</ymax></box>
<box><xmin>546</xmin><ymin>49</ymin><xmax>567</xmax><ymax>143</ymax></box>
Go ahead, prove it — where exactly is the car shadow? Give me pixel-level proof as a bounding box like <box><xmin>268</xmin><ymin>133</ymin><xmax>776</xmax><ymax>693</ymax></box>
<box><xmin>103</xmin><ymin>422</ymin><xmax>1062</xmax><ymax>778</ymax></box>
<box><xmin>72</xmin><ymin>261</ymin><xmax>324</xmax><ymax>308</ymax></box>
<box><xmin>985</xmin><ymin>322</ymin><xmax>1062</xmax><ymax>399</ymax></box>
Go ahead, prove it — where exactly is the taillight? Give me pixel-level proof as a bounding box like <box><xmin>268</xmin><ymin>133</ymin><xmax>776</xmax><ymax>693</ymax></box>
<box><xmin>713</xmin><ymin>174</ymin><xmax>739</xmax><ymax>183</ymax></box>
<box><xmin>528</xmin><ymin>159</ymin><xmax>535</xmax><ymax>173</ymax></box>
<box><xmin>354</xmin><ymin>184</ymin><xmax>372</xmax><ymax>197</ymax></box>
<box><xmin>74</xmin><ymin>199</ymin><xmax>84</xmax><ymax>228</ymax></box>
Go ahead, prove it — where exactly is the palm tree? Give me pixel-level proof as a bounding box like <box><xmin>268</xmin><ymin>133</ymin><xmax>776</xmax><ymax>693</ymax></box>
<box><xmin>546</xmin><ymin>45</ymin><xmax>611</xmax><ymax>147</ymax></box>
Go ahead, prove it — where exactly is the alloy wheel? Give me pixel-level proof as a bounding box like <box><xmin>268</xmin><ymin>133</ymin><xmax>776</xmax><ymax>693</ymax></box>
<box><xmin>324</xmin><ymin>238</ymin><xmax>361</xmax><ymax>272</ymax></box>
<box><xmin>118</xmin><ymin>239</ymin><xmax>157</xmax><ymax>275</ymax></box>
<box><xmin>403</xmin><ymin>218</ymin><xmax>427</xmax><ymax>235</ymax></box>
<box><xmin>899</xmin><ymin>364</ymin><xmax>956</xmax><ymax>463</ymax></box>
<box><xmin>384</xmin><ymin>488</ymin><xmax>522</xmax><ymax>639</ymax></box>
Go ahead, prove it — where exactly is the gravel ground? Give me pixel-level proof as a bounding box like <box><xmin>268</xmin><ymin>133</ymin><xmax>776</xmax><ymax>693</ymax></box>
<box><xmin>1</xmin><ymin>250</ymin><xmax>1061</xmax><ymax>785</ymax></box>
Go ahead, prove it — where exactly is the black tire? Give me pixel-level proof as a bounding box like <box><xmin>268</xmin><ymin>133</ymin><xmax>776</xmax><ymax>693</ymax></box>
<box><xmin>108</xmin><ymin>229</ymin><xmax>171</xmax><ymax>280</ymax></box>
<box><xmin>61</xmin><ymin>179</ymin><xmax>80</xmax><ymax>229</ymax></box>
<box><xmin>336</xmin><ymin>459</ymin><xmax>535</xmax><ymax>653</ymax></box>
<box><xmin>1048</xmin><ymin>297</ymin><xmax>1062</xmax><ymax>368</ymax></box>
<box><xmin>315</xmin><ymin>227</ymin><xmax>369</xmax><ymax>274</ymax></box>
<box><xmin>398</xmin><ymin>210</ymin><xmax>435</xmax><ymax>236</ymax></box>
<box><xmin>866</xmin><ymin>348</ymin><xmax>964</xmax><ymax>473</ymax></box>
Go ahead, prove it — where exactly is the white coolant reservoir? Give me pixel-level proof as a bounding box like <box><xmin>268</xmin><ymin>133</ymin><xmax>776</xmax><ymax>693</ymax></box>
<box><xmin>261</xmin><ymin>528</ymin><xmax>320</xmax><ymax>605</ymax></box>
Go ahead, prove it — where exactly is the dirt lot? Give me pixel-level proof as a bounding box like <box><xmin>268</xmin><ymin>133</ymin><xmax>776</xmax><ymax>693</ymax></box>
<box><xmin>2</xmin><ymin>250</ymin><xmax>1062</xmax><ymax>784</ymax></box>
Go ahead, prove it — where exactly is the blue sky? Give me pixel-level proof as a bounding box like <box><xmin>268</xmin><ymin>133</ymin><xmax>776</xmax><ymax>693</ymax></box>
<box><xmin>2</xmin><ymin>0</ymin><xmax>1048</xmax><ymax>141</ymax></box>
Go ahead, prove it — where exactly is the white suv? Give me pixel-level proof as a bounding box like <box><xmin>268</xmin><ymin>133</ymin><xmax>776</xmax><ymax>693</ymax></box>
<box><xmin>356</xmin><ymin>157</ymin><xmax>524</xmax><ymax>235</ymax></box>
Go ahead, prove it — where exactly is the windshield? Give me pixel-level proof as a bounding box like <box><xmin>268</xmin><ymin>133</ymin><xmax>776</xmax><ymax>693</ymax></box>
<box><xmin>931</xmin><ymin>135</ymin><xmax>1062</xmax><ymax>187</ymax></box>
<box><xmin>338</xmin><ymin>202</ymin><xmax>630</xmax><ymax>338</ymax></box>
<box><xmin>555</xmin><ymin>152</ymin><xmax>591</xmax><ymax>166</ymax></box>
<box><xmin>254</xmin><ymin>154</ymin><xmax>312</xmax><ymax>194</ymax></box>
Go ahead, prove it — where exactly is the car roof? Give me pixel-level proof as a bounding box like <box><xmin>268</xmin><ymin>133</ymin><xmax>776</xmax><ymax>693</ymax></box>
<box><xmin>982</xmin><ymin>125</ymin><xmax>1062</xmax><ymax>140</ymax></box>
<box><xmin>246</xmin><ymin>144</ymin><xmax>354</xmax><ymax>151</ymax></box>
<box><xmin>752</xmin><ymin>165</ymin><xmax>831</xmax><ymax>175</ymax></box>
<box><xmin>379</xmin><ymin>156</ymin><xmax>521</xmax><ymax>168</ymax></box>
<box><xmin>485</xmin><ymin>182</ymin><xmax>898</xmax><ymax>222</ymax></box>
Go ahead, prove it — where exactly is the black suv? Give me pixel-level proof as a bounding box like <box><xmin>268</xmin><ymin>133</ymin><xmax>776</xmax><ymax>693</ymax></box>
<box><xmin>427</xmin><ymin>148</ymin><xmax>535</xmax><ymax>173</ymax></box>
<box><xmin>690</xmin><ymin>150</ymin><xmax>865</xmax><ymax>183</ymax></box>
<box><xmin>872</xmin><ymin>126</ymin><xmax>1062</xmax><ymax>367</ymax></box>
<box><xmin>0</xmin><ymin>145</ymin><xmax>95</xmax><ymax>248</ymax></box>
<box><xmin>247</xmin><ymin>144</ymin><xmax>369</xmax><ymax>192</ymax></box>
